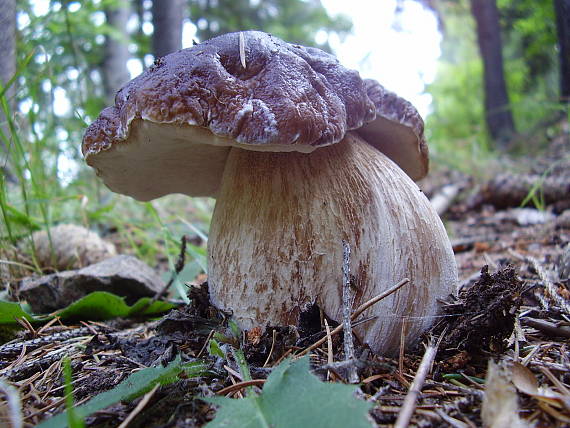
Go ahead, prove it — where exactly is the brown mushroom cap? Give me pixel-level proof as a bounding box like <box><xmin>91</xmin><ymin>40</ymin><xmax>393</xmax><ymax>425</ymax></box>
<box><xmin>357</xmin><ymin>79</ymin><xmax>429</xmax><ymax>181</ymax></box>
<box><xmin>82</xmin><ymin>30</ymin><xmax>428</xmax><ymax>201</ymax></box>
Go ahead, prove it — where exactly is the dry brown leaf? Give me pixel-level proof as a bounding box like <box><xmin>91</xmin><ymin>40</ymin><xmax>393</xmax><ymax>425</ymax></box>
<box><xmin>482</xmin><ymin>361</ymin><xmax>529</xmax><ymax>428</ymax></box>
<box><xmin>512</xmin><ymin>362</ymin><xmax>568</xmax><ymax>409</ymax></box>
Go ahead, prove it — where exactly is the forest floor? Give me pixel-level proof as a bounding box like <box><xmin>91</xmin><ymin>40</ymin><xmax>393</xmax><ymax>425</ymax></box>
<box><xmin>1</xmin><ymin>135</ymin><xmax>569</xmax><ymax>427</ymax></box>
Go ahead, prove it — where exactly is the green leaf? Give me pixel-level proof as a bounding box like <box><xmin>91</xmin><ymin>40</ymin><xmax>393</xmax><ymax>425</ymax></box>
<box><xmin>55</xmin><ymin>292</ymin><xmax>175</xmax><ymax>320</ymax></box>
<box><xmin>36</xmin><ymin>357</ymin><xmax>206</xmax><ymax>428</ymax></box>
<box><xmin>208</xmin><ymin>338</ymin><xmax>225</xmax><ymax>359</ymax></box>
<box><xmin>206</xmin><ymin>356</ymin><xmax>373</xmax><ymax>428</ymax></box>
<box><xmin>0</xmin><ymin>300</ymin><xmax>39</xmax><ymax>324</ymax></box>
<box><xmin>3</xmin><ymin>203</ymin><xmax>42</xmax><ymax>231</ymax></box>
<box><xmin>0</xmin><ymin>292</ymin><xmax>175</xmax><ymax>326</ymax></box>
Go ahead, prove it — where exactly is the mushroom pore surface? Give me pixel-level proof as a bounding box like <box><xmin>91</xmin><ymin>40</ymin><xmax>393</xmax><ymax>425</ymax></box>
<box><xmin>209</xmin><ymin>132</ymin><xmax>457</xmax><ymax>354</ymax></box>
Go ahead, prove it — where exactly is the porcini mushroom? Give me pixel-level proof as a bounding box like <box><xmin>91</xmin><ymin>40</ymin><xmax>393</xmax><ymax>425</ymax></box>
<box><xmin>82</xmin><ymin>31</ymin><xmax>457</xmax><ymax>354</ymax></box>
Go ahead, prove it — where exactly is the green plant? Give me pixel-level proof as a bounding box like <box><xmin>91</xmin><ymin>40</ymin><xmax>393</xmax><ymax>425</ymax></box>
<box><xmin>37</xmin><ymin>356</ymin><xmax>206</xmax><ymax>428</ymax></box>
<box><xmin>63</xmin><ymin>357</ymin><xmax>85</xmax><ymax>428</ymax></box>
<box><xmin>206</xmin><ymin>356</ymin><xmax>373</xmax><ymax>428</ymax></box>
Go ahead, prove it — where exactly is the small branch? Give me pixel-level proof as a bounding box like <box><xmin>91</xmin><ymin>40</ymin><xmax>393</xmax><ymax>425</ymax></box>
<box><xmin>318</xmin><ymin>359</ymin><xmax>364</xmax><ymax>372</ymax></box>
<box><xmin>0</xmin><ymin>327</ymin><xmax>95</xmax><ymax>358</ymax></box>
<box><xmin>297</xmin><ymin>278</ymin><xmax>409</xmax><ymax>357</ymax></box>
<box><xmin>398</xmin><ymin>319</ymin><xmax>408</xmax><ymax>379</ymax></box>
<box><xmin>262</xmin><ymin>329</ymin><xmax>277</xmax><ymax>368</ymax></box>
<box><xmin>522</xmin><ymin>317</ymin><xmax>570</xmax><ymax>338</ymax></box>
<box><xmin>341</xmin><ymin>241</ymin><xmax>358</xmax><ymax>384</ymax></box>
<box><xmin>216</xmin><ymin>379</ymin><xmax>266</xmax><ymax>396</ymax></box>
<box><xmin>352</xmin><ymin>278</ymin><xmax>410</xmax><ymax>320</ymax></box>
<box><xmin>324</xmin><ymin>318</ymin><xmax>334</xmax><ymax>364</ymax></box>
<box><xmin>394</xmin><ymin>337</ymin><xmax>441</xmax><ymax>428</ymax></box>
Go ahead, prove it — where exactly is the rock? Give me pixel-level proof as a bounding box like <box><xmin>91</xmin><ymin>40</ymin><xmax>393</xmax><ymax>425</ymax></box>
<box><xmin>512</xmin><ymin>208</ymin><xmax>556</xmax><ymax>226</ymax></box>
<box><xmin>18</xmin><ymin>255</ymin><xmax>165</xmax><ymax>313</ymax></box>
<box><xmin>490</xmin><ymin>208</ymin><xmax>556</xmax><ymax>226</ymax></box>
<box><xmin>24</xmin><ymin>224</ymin><xmax>116</xmax><ymax>271</ymax></box>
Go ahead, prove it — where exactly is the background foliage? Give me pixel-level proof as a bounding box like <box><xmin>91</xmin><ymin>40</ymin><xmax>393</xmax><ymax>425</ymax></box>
<box><xmin>426</xmin><ymin>0</ymin><xmax>564</xmax><ymax>165</ymax></box>
<box><xmin>1</xmin><ymin>0</ymin><xmax>567</xmax><ymax>281</ymax></box>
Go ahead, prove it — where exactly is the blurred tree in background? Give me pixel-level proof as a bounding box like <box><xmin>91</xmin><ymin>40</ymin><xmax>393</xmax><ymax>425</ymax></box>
<box><xmin>470</xmin><ymin>0</ymin><xmax>515</xmax><ymax>147</ymax></box>
<box><xmin>554</xmin><ymin>0</ymin><xmax>570</xmax><ymax>103</ymax></box>
<box><xmin>417</xmin><ymin>0</ymin><xmax>565</xmax><ymax>153</ymax></box>
<box><xmin>152</xmin><ymin>0</ymin><xmax>184</xmax><ymax>57</ymax></box>
<box><xmin>0</xmin><ymin>0</ymin><xmax>17</xmax><ymax>182</ymax></box>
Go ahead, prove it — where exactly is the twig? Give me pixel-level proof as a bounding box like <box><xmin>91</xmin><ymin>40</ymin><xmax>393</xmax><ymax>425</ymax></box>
<box><xmin>263</xmin><ymin>329</ymin><xmax>277</xmax><ymax>368</ymax></box>
<box><xmin>117</xmin><ymin>383</ymin><xmax>160</xmax><ymax>428</ymax></box>
<box><xmin>297</xmin><ymin>278</ymin><xmax>410</xmax><ymax>356</ymax></box>
<box><xmin>36</xmin><ymin>316</ymin><xmax>61</xmax><ymax>335</ymax></box>
<box><xmin>351</xmin><ymin>278</ymin><xmax>410</xmax><ymax>320</ymax></box>
<box><xmin>223</xmin><ymin>364</ymin><xmax>242</xmax><ymax>381</ymax></box>
<box><xmin>522</xmin><ymin>317</ymin><xmax>570</xmax><ymax>338</ymax></box>
<box><xmin>0</xmin><ymin>378</ymin><xmax>23</xmax><ymax>428</ymax></box>
<box><xmin>196</xmin><ymin>329</ymin><xmax>215</xmax><ymax>359</ymax></box>
<box><xmin>434</xmin><ymin>409</ymin><xmax>470</xmax><ymax>428</ymax></box>
<box><xmin>319</xmin><ymin>359</ymin><xmax>363</xmax><ymax>372</ymax></box>
<box><xmin>15</xmin><ymin>317</ymin><xmax>36</xmax><ymax>336</ymax></box>
<box><xmin>394</xmin><ymin>337</ymin><xmax>441</xmax><ymax>428</ymax></box>
<box><xmin>324</xmin><ymin>318</ymin><xmax>333</xmax><ymax>380</ymax></box>
<box><xmin>216</xmin><ymin>379</ymin><xmax>266</xmax><ymax>396</ymax></box>
<box><xmin>341</xmin><ymin>241</ymin><xmax>358</xmax><ymax>384</ymax></box>
<box><xmin>398</xmin><ymin>319</ymin><xmax>408</xmax><ymax>378</ymax></box>
<box><xmin>368</xmin><ymin>384</ymin><xmax>391</xmax><ymax>402</ymax></box>
<box><xmin>423</xmin><ymin>380</ymin><xmax>484</xmax><ymax>399</ymax></box>
<box><xmin>0</xmin><ymin>327</ymin><xmax>95</xmax><ymax>358</ymax></box>
<box><xmin>1</xmin><ymin>346</ymin><xmax>69</xmax><ymax>381</ymax></box>
<box><xmin>540</xmin><ymin>367</ymin><xmax>570</xmax><ymax>396</ymax></box>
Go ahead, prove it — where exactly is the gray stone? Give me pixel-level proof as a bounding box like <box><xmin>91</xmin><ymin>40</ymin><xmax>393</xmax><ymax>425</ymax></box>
<box><xmin>18</xmin><ymin>255</ymin><xmax>165</xmax><ymax>313</ymax></box>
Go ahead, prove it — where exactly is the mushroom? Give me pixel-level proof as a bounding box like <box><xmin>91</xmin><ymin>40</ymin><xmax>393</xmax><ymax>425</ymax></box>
<box><xmin>82</xmin><ymin>31</ymin><xmax>457</xmax><ymax>354</ymax></box>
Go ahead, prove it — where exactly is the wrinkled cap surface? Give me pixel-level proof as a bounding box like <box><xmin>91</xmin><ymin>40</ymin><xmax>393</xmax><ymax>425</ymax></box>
<box><xmin>82</xmin><ymin>30</ymin><xmax>428</xmax><ymax>200</ymax></box>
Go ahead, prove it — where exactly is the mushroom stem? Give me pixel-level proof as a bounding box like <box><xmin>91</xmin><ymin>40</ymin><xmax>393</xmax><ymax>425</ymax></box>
<box><xmin>208</xmin><ymin>133</ymin><xmax>457</xmax><ymax>354</ymax></box>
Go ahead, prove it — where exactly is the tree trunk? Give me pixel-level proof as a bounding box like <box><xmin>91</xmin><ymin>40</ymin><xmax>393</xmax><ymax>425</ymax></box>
<box><xmin>152</xmin><ymin>0</ymin><xmax>184</xmax><ymax>58</ymax></box>
<box><xmin>554</xmin><ymin>0</ymin><xmax>570</xmax><ymax>103</ymax></box>
<box><xmin>103</xmin><ymin>0</ymin><xmax>131</xmax><ymax>104</ymax></box>
<box><xmin>470</xmin><ymin>0</ymin><xmax>515</xmax><ymax>148</ymax></box>
<box><xmin>0</xmin><ymin>0</ymin><xmax>17</xmax><ymax>182</ymax></box>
